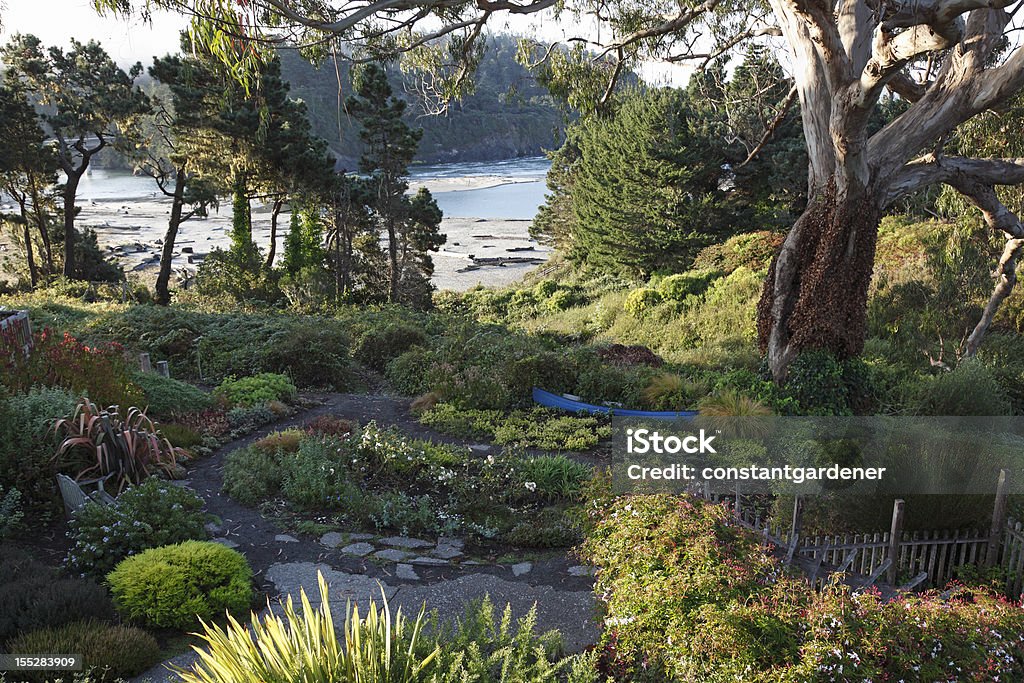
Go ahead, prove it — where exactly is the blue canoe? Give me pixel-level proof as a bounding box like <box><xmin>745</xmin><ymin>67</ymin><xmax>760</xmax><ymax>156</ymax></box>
<box><xmin>532</xmin><ymin>387</ymin><xmax>698</xmax><ymax>419</ymax></box>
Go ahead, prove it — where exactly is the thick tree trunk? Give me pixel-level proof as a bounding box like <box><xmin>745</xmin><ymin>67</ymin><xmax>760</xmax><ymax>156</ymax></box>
<box><xmin>757</xmin><ymin>179</ymin><xmax>882</xmax><ymax>381</ymax></box>
<box><xmin>62</xmin><ymin>171</ymin><xmax>82</xmax><ymax>277</ymax></box>
<box><xmin>28</xmin><ymin>176</ymin><xmax>53</xmax><ymax>277</ymax></box>
<box><xmin>265</xmin><ymin>198</ymin><xmax>284</xmax><ymax>270</ymax></box>
<box><xmin>155</xmin><ymin>171</ymin><xmax>187</xmax><ymax>306</ymax></box>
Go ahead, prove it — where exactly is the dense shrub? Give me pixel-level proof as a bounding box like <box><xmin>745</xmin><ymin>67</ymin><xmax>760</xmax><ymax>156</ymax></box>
<box><xmin>0</xmin><ymin>485</ymin><xmax>23</xmax><ymax>538</ymax></box>
<box><xmin>8</xmin><ymin>620</ymin><xmax>160</xmax><ymax>681</ymax></box>
<box><xmin>908</xmin><ymin>361</ymin><xmax>1013</xmax><ymax>416</ymax></box>
<box><xmin>132</xmin><ymin>371</ymin><xmax>211</xmax><ymax>419</ymax></box>
<box><xmin>584</xmin><ymin>495</ymin><xmax>1024</xmax><ymax>682</ymax></box>
<box><xmin>214</xmin><ymin>372</ymin><xmax>297</xmax><ymax>407</ymax></box>
<box><xmin>545</xmin><ymin>288</ymin><xmax>584</xmax><ymax>312</ymax></box>
<box><xmin>691</xmin><ymin>230</ymin><xmax>784</xmax><ymax>274</ymax></box>
<box><xmin>304</xmin><ymin>414</ymin><xmax>355</xmax><ymax>438</ymax></box>
<box><xmin>516</xmin><ymin>455</ymin><xmax>592</xmax><ymax>501</ymax></box>
<box><xmin>107</xmin><ymin>540</ymin><xmax>253</xmax><ymax>629</ymax></box>
<box><xmin>66</xmin><ymin>478</ymin><xmax>208</xmax><ymax>577</ymax></box>
<box><xmin>0</xmin><ymin>549</ymin><xmax>115</xmax><ymax>645</ymax></box>
<box><xmin>2</xmin><ymin>329</ymin><xmax>143</xmax><ymax>408</ymax></box>
<box><xmin>0</xmin><ymin>386</ymin><xmax>77</xmax><ymax>511</ymax></box>
<box><xmin>226</xmin><ymin>404</ymin><xmax>279</xmax><ymax>434</ymax></box>
<box><xmin>81</xmin><ymin>305</ymin><xmax>350</xmax><ymax>389</ymax></box>
<box><xmin>657</xmin><ymin>270</ymin><xmax>721</xmax><ymax>301</ymax></box>
<box><xmin>223</xmin><ymin>444</ymin><xmax>284</xmax><ymax>506</ymax></box>
<box><xmin>623</xmin><ymin>288</ymin><xmax>663</xmax><ymax>317</ymax></box>
<box><xmin>353</xmin><ymin>323</ymin><xmax>427</xmax><ymax>371</ymax></box>
<box><xmin>159</xmin><ymin>422</ymin><xmax>205</xmax><ymax>449</ymax></box>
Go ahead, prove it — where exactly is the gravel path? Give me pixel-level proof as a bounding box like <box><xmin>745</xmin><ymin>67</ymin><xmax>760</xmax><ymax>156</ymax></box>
<box><xmin>134</xmin><ymin>392</ymin><xmax>599</xmax><ymax>682</ymax></box>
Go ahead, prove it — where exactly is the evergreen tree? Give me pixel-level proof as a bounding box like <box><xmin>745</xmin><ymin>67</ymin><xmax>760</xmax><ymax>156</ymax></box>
<box><xmin>0</xmin><ymin>81</ymin><xmax>59</xmax><ymax>285</ymax></box>
<box><xmin>1</xmin><ymin>35</ymin><xmax>150</xmax><ymax>278</ymax></box>
<box><xmin>282</xmin><ymin>209</ymin><xmax>305</xmax><ymax>276</ymax></box>
<box><xmin>230</xmin><ymin>177</ymin><xmax>255</xmax><ymax>257</ymax></box>
<box><xmin>568</xmin><ymin>87</ymin><xmax>729</xmax><ymax>276</ymax></box>
<box><xmin>346</xmin><ymin>62</ymin><xmax>423</xmax><ymax>303</ymax></box>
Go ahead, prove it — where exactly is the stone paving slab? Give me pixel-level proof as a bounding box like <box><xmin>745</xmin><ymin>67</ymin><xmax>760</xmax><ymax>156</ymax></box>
<box><xmin>379</xmin><ymin>535</ymin><xmax>434</xmax><ymax>549</ymax></box>
<box><xmin>342</xmin><ymin>541</ymin><xmax>376</xmax><ymax>556</ymax></box>
<box><xmin>394</xmin><ymin>574</ymin><xmax>598</xmax><ymax>653</ymax></box>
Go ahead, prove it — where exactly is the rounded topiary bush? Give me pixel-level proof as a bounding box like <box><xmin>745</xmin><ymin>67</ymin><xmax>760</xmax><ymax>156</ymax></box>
<box><xmin>107</xmin><ymin>540</ymin><xmax>253</xmax><ymax>629</ymax></box>
<box><xmin>8</xmin><ymin>620</ymin><xmax>160</xmax><ymax>682</ymax></box>
<box><xmin>624</xmin><ymin>288</ymin><xmax>663</xmax><ymax>317</ymax></box>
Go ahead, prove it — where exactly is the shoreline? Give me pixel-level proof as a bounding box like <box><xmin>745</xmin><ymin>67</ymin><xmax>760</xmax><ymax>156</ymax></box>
<box><xmin>62</xmin><ymin>171</ymin><xmax>549</xmax><ymax>292</ymax></box>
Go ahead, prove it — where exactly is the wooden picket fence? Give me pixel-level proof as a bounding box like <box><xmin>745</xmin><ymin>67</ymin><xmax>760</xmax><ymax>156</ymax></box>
<box><xmin>0</xmin><ymin>309</ymin><xmax>32</xmax><ymax>357</ymax></box>
<box><xmin>1003</xmin><ymin>518</ymin><xmax>1024</xmax><ymax>597</ymax></box>
<box><xmin>708</xmin><ymin>489</ymin><xmax>1024</xmax><ymax>599</ymax></box>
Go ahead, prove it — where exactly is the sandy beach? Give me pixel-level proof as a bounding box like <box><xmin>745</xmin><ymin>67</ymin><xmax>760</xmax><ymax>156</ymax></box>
<box><xmin>1</xmin><ymin>171</ymin><xmax>550</xmax><ymax>291</ymax></box>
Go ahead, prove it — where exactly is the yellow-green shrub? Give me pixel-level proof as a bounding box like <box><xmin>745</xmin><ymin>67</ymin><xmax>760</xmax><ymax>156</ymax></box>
<box><xmin>107</xmin><ymin>540</ymin><xmax>253</xmax><ymax>629</ymax></box>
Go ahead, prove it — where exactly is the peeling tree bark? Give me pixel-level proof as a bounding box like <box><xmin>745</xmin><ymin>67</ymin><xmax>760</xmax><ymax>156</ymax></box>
<box><xmin>758</xmin><ymin>0</ymin><xmax>1024</xmax><ymax>381</ymax></box>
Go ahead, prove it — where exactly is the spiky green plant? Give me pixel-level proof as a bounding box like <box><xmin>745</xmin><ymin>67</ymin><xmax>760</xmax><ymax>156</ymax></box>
<box><xmin>176</xmin><ymin>572</ymin><xmax>439</xmax><ymax>683</ymax></box>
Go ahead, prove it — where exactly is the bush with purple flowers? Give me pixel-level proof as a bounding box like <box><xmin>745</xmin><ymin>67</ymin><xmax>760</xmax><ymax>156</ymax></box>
<box><xmin>66</xmin><ymin>478</ymin><xmax>208</xmax><ymax>577</ymax></box>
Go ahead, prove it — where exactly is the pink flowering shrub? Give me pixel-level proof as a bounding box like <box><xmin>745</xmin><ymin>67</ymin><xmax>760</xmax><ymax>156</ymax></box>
<box><xmin>583</xmin><ymin>494</ymin><xmax>1024</xmax><ymax>682</ymax></box>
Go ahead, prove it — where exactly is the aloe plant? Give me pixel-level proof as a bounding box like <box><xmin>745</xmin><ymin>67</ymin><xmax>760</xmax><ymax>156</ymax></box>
<box><xmin>176</xmin><ymin>572</ymin><xmax>439</xmax><ymax>683</ymax></box>
<box><xmin>54</xmin><ymin>397</ymin><xmax>184</xmax><ymax>492</ymax></box>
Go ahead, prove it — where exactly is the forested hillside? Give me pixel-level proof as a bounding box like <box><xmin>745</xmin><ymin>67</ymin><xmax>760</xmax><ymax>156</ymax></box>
<box><xmin>280</xmin><ymin>35</ymin><xmax>566</xmax><ymax>166</ymax></box>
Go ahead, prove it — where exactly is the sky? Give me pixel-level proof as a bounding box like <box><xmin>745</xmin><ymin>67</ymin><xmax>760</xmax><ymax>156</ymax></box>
<box><xmin>1</xmin><ymin>0</ymin><xmax>691</xmax><ymax>84</ymax></box>
<box><xmin>3</xmin><ymin>0</ymin><xmax>188</xmax><ymax>66</ymax></box>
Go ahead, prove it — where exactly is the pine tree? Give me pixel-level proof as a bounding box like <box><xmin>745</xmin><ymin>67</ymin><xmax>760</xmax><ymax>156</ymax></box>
<box><xmin>346</xmin><ymin>62</ymin><xmax>423</xmax><ymax>303</ymax></box>
<box><xmin>568</xmin><ymin>87</ymin><xmax>730</xmax><ymax>276</ymax></box>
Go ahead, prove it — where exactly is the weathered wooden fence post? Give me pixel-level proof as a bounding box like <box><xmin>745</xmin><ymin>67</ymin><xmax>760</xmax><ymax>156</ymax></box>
<box><xmin>786</xmin><ymin>495</ymin><xmax>803</xmax><ymax>566</ymax></box>
<box><xmin>986</xmin><ymin>469</ymin><xmax>1010</xmax><ymax>567</ymax></box>
<box><xmin>156</xmin><ymin>360</ymin><xmax>170</xmax><ymax>379</ymax></box>
<box><xmin>887</xmin><ymin>499</ymin><xmax>905</xmax><ymax>584</ymax></box>
<box><xmin>139</xmin><ymin>352</ymin><xmax>152</xmax><ymax>374</ymax></box>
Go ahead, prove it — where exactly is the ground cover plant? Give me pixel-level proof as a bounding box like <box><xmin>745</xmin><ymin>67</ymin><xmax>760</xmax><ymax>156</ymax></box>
<box><xmin>223</xmin><ymin>420</ymin><xmax>591</xmax><ymax>547</ymax></box>
<box><xmin>417</xmin><ymin>403</ymin><xmax>611</xmax><ymax>451</ymax></box>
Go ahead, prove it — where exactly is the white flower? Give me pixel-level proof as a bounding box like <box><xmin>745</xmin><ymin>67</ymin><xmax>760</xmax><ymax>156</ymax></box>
<box><xmin>524</xmin><ymin>481</ymin><xmax>537</xmax><ymax>492</ymax></box>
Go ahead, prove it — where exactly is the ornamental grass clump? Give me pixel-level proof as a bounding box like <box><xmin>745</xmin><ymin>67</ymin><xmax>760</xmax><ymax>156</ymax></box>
<box><xmin>176</xmin><ymin>572</ymin><xmax>438</xmax><ymax>683</ymax></box>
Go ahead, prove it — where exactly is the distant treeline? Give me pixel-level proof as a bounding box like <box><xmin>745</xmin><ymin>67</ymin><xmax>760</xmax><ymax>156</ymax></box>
<box><xmin>279</xmin><ymin>35</ymin><xmax>567</xmax><ymax>166</ymax></box>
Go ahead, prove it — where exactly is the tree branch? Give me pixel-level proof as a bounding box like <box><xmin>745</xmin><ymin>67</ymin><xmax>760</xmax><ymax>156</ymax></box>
<box><xmin>737</xmin><ymin>84</ymin><xmax>798</xmax><ymax>167</ymax></box>
<box><xmin>887</xmin><ymin>155</ymin><xmax>1024</xmax><ymax>205</ymax></box>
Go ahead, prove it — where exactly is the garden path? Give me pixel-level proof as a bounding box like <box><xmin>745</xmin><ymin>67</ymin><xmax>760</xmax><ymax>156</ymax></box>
<box><xmin>133</xmin><ymin>392</ymin><xmax>599</xmax><ymax>683</ymax></box>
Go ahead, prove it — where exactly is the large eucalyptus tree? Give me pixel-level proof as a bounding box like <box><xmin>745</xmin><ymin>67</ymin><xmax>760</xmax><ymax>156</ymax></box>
<box><xmin>96</xmin><ymin>0</ymin><xmax>1024</xmax><ymax>378</ymax></box>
